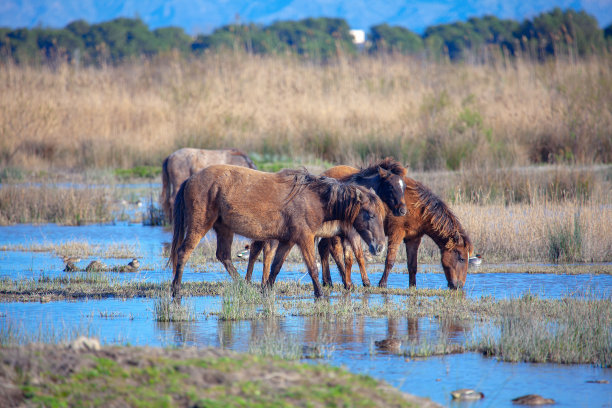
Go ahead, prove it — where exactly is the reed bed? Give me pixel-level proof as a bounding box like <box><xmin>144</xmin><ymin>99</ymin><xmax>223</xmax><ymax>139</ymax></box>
<box><xmin>1</xmin><ymin>54</ymin><xmax>611</xmax><ymax>170</ymax></box>
<box><xmin>0</xmin><ymin>184</ymin><xmax>113</xmax><ymax>225</ymax></box>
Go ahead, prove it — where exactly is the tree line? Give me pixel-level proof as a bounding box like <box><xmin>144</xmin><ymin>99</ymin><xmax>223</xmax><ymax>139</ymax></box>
<box><xmin>1</xmin><ymin>7</ymin><xmax>610</xmax><ymax>65</ymax></box>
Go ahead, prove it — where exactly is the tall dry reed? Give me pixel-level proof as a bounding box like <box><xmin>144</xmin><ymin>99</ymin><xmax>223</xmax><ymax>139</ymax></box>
<box><xmin>1</xmin><ymin>53</ymin><xmax>611</xmax><ymax>170</ymax></box>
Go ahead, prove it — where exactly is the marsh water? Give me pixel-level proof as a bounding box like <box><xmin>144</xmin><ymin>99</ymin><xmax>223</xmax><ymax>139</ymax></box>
<box><xmin>1</xmin><ymin>222</ymin><xmax>611</xmax><ymax>407</ymax></box>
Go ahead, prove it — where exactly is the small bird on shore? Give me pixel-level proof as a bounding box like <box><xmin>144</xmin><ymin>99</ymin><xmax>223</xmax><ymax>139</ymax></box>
<box><xmin>511</xmin><ymin>394</ymin><xmax>555</xmax><ymax>405</ymax></box>
<box><xmin>469</xmin><ymin>254</ymin><xmax>483</xmax><ymax>266</ymax></box>
<box><xmin>451</xmin><ymin>389</ymin><xmax>484</xmax><ymax>401</ymax></box>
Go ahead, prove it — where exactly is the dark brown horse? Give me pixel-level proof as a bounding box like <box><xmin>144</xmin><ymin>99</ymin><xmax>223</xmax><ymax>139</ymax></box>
<box><xmin>169</xmin><ymin>165</ymin><xmax>386</xmax><ymax>299</ymax></box>
<box><xmin>244</xmin><ymin>158</ymin><xmax>409</xmax><ymax>288</ymax></box>
<box><xmin>160</xmin><ymin>148</ymin><xmax>256</xmax><ymax>222</ymax></box>
<box><xmin>320</xmin><ymin>169</ymin><xmax>473</xmax><ymax>290</ymax></box>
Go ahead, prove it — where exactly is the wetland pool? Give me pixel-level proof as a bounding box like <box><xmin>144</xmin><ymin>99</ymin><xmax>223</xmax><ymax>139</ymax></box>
<box><xmin>1</xmin><ymin>222</ymin><xmax>611</xmax><ymax>407</ymax></box>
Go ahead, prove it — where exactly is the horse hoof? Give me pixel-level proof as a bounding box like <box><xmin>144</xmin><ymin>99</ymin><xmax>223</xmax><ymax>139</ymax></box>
<box><xmin>378</xmin><ymin>281</ymin><xmax>387</xmax><ymax>288</ymax></box>
<box><xmin>362</xmin><ymin>281</ymin><xmax>371</xmax><ymax>287</ymax></box>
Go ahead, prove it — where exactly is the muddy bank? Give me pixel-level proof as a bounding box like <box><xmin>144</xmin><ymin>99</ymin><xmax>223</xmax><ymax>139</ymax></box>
<box><xmin>0</xmin><ymin>343</ymin><xmax>440</xmax><ymax>407</ymax></box>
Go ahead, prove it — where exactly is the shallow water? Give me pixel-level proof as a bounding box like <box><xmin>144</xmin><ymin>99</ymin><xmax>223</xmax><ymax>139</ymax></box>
<box><xmin>1</xmin><ymin>296</ymin><xmax>611</xmax><ymax>407</ymax></box>
<box><xmin>1</xmin><ymin>222</ymin><xmax>611</xmax><ymax>407</ymax></box>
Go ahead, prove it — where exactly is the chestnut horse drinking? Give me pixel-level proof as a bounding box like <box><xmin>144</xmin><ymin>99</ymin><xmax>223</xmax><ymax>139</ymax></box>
<box><xmin>320</xmin><ymin>169</ymin><xmax>473</xmax><ymax>290</ymax></box>
<box><xmin>169</xmin><ymin>165</ymin><xmax>386</xmax><ymax>299</ymax></box>
<box><xmin>245</xmin><ymin>158</ymin><xmax>409</xmax><ymax>288</ymax></box>
<box><xmin>161</xmin><ymin>148</ymin><xmax>256</xmax><ymax>223</ymax></box>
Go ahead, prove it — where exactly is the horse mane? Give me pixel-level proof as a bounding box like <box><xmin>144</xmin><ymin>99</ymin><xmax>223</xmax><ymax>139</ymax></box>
<box><xmin>279</xmin><ymin>168</ymin><xmax>382</xmax><ymax>223</ymax></box>
<box><xmin>410</xmin><ymin>180</ymin><xmax>472</xmax><ymax>252</ymax></box>
<box><xmin>339</xmin><ymin>157</ymin><xmax>407</xmax><ymax>183</ymax></box>
<box><xmin>229</xmin><ymin>148</ymin><xmax>257</xmax><ymax>169</ymax></box>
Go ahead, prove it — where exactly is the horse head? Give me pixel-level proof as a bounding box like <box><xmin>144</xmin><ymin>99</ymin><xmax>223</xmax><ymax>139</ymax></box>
<box><xmin>352</xmin><ymin>187</ymin><xmax>386</xmax><ymax>256</ymax></box>
<box><xmin>440</xmin><ymin>232</ymin><xmax>473</xmax><ymax>289</ymax></box>
<box><xmin>376</xmin><ymin>167</ymin><xmax>408</xmax><ymax>217</ymax></box>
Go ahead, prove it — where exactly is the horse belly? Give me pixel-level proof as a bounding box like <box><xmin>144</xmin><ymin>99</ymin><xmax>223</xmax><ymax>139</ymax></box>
<box><xmin>314</xmin><ymin>221</ymin><xmax>343</xmax><ymax>238</ymax></box>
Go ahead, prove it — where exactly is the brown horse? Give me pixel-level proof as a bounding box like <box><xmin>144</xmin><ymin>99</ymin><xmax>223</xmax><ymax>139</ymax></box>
<box><xmin>244</xmin><ymin>158</ymin><xmax>409</xmax><ymax>288</ymax></box>
<box><xmin>169</xmin><ymin>165</ymin><xmax>386</xmax><ymax>299</ymax></box>
<box><xmin>320</xmin><ymin>169</ymin><xmax>473</xmax><ymax>290</ymax></box>
<box><xmin>160</xmin><ymin>148</ymin><xmax>256</xmax><ymax>223</ymax></box>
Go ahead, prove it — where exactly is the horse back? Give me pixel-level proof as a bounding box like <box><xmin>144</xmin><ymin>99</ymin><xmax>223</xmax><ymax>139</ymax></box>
<box><xmin>321</xmin><ymin>165</ymin><xmax>359</xmax><ymax>179</ymax></box>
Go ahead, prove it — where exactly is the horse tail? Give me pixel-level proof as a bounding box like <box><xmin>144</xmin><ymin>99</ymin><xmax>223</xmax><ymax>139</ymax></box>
<box><xmin>168</xmin><ymin>180</ymin><xmax>188</xmax><ymax>270</ymax></box>
<box><xmin>231</xmin><ymin>149</ymin><xmax>257</xmax><ymax>170</ymax></box>
<box><xmin>160</xmin><ymin>157</ymin><xmax>172</xmax><ymax>223</ymax></box>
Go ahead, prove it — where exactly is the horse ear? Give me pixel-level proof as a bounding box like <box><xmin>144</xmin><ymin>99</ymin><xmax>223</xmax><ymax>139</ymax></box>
<box><xmin>355</xmin><ymin>188</ymin><xmax>362</xmax><ymax>202</ymax></box>
<box><xmin>369</xmin><ymin>187</ymin><xmax>376</xmax><ymax>196</ymax></box>
<box><xmin>378</xmin><ymin>166</ymin><xmax>390</xmax><ymax>179</ymax></box>
<box><xmin>453</xmin><ymin>231</ymin><xmax>463</xmax><ymax>246</ymax></box>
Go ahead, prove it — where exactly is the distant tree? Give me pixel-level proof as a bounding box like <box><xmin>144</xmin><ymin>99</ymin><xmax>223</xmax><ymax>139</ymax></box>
<box><xmin>518</xmin><ymin>8</ymin><xmax>604</xmax><ymax>58</ymax></box>
<box><xmin>368</xmin><ymin>24</ymin><xmax>423</xmax><ymax>54</ymax></box>
<box><xmin>424</xmin><ymin>15</ymin><xmax>519</xmax><ymax>61</ymax></box>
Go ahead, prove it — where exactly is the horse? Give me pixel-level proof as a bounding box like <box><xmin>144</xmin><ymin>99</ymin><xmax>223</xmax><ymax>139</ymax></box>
<box><xmin>244</xmin><ymin>158</ymin><xmax>409</xmax><ymax>288</ymax></box>
<box><xmin>169</xmin><ymin>165</ymin><xmax>387</xmax><ymax>299</ymax></box>
<box><xmin>319</xmin><ymin>169</ymin><xmax>474</xmax><ymax>290</ymax></box>
<box><xmin>160</xmin><ymin>148</ymin><xmax>256</xmax><ymax>223</ymax></box>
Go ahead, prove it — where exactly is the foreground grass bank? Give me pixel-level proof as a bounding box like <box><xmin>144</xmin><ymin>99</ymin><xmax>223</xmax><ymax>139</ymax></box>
<box><xmin>0</xmin><ymin>345</ymin><xmax>436</xmax><ymax>408</ymax></box>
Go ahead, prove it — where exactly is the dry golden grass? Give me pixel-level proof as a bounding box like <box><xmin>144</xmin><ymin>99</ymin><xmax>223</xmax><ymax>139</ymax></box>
<box><xmin>1</xmin><ymin>52</ymin><xmax>611</xmax><ymax>170</ymax></box>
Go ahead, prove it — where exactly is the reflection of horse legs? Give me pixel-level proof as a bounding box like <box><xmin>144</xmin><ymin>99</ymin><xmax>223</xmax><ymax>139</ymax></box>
<box><xmin>214</xmin><ymin>224</ymin><xmax>240</xmax><ymax>280</ymax></box>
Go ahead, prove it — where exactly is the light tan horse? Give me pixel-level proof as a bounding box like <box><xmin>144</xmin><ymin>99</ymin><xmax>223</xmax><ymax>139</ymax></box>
<box><xmin>169</xmin><ymin>165</ymin><xmax>387</xmax><ymax>299</ymax></box>
<box><xmin>160</xmin><ymin>148</ymin><xmax>256</xmax><ymax>222</ymax></box>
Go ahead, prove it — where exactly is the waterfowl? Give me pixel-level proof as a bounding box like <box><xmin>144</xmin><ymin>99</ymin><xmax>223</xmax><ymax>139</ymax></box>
<box><xmin>374</xmin><ymin>338</ymin><xmax>402</xmax><ymax>352</ymax></box>
<box><xmin>62</xmin><ymin>256</ymin><xmax>81</xmax><ymax>264</ymax></box>
<box><xmin>128</xmin><ymin>258</ymin><xmax>140</xmax><ymax>270</ymax></box>
<box><xmin>451</xmin><ymin>389</ymin><xmax>485</xmax><ymax>400</ymax></box>
<box><xmin>63</xmin><ymin>262</ymin><xmax>78</xmax><ymax>272</ymax></box>
<box><xmin>469</xmin><ymin>254</ymin><xmax>482</xmax><ymax>266</ymax></box>
<box><xmin>512</xmin><ymin>394</ymin><xmax>555</xmax><ymax>405</ymax></box>
<box><xmin>85</xmin><ymin>260</ymin><xmax>107</xmax><ymax>272</ymax></box>
<box><xmin>237</xmin><ymin>245</ymin><xmax>250</xmax><ymax>259</ymax></box>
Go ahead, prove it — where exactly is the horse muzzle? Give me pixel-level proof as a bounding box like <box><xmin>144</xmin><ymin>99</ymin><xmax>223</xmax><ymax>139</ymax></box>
<box><xmin>369</xmin><ymin>243</ymin><xmax>386</xmax><ymax>256</ymax></box>
<box><xmin>448</xmin><ymin>280</ymin><xmax>464</xmax><ymax>290</ymax></box>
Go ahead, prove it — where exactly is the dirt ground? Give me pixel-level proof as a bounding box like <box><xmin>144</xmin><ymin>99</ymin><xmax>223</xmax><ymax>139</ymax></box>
<box><xmin>0</xmin><ymin>342</ymin><xmax>441</xmax><ymax>407</ymax></box>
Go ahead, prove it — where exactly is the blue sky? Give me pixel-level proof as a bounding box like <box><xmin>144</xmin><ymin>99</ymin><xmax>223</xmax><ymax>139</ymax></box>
<box><xmin>1</xmin><ymin>1</ymin><xmax>611</xmax><ymax>34</ymax></box>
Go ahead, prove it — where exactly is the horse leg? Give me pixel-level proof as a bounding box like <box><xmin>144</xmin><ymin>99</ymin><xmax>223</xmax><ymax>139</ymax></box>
<box><xmin>213</xmin><ymin>225</ymin><xmax>240</xmax><ymax>280</ymax></box>
<box><xmin>346</xmin><ymin>230</ymin><xmax>371</xmax><ymax>287</ymax></box>
<box><xmin>328</xmin><ymin>236</ymin><xmax>350</xmax><ymax>290</ymax></box>
<box><xmin>172</xmin><ymin>229</ymin><xmax>206</xmax><ymax>298</ymax></box>
<box><xmin>297</xmin><ymin>236</ymin><xmax>325</xmax><ymax>299</ymax></box>
<box><xmin>261</xmin><ymin>240</ymin><xmax>278</xmax><ymax>285</ymax></box>
<box><xmin>245</xmin><ymin>240</ymin><xmax>264</xmax><ymax>283</ymax></box>
<box><xmin>378</xmin><ymin>232</ymin><xmax>404</xmax><ymax>288</ymax></box>
<box><xmin>404</xmin><ymin>237</ymin><xmax>421</xmax><ymax>287</ymax></box>
<box><xmin>317</xmin><ymin>238</ymin><xmax>333</xmax><ymax>287</ymax></box>
<box><xmin>266</xmin><ymin>241</ymin><xmax>294</xmax><ymax>288</ymax></box>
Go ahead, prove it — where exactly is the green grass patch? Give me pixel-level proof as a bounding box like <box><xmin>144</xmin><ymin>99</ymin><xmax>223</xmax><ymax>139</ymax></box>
<box><xmin>114</xmin><ymin>166</ymin><xmax>161</xmax><ymax>180</ymax></box>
